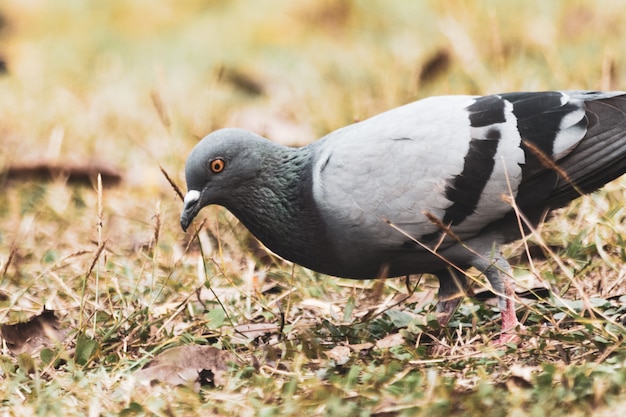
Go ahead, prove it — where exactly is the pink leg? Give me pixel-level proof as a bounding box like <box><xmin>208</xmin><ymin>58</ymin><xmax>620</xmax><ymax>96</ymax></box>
<box><xmin>471</xmin><ymin>254</ymin><xmax>523</xmax><ymax>345</ymax></box>
<box><xmin>435</xmin><ymin>262</ymin><xmax>523</xmax><ymax>345</ymax></box>
<box><xmin>496</xmin><ymin>277</ymin><xmax>522</xmax><ymax>345</ymax></box>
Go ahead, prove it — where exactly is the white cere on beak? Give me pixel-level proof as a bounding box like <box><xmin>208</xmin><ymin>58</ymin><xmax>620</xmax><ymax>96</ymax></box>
<box><xmin>183</xmin><ymin>190</ymin><xmax>200</xmax><ymax>205</ymax></box>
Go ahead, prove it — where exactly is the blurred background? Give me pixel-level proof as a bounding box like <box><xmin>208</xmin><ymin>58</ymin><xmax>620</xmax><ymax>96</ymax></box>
<box><xmin>1</xmin><ymin>0</ymin><xmax>625</xmax><ymax>179</ymax></box>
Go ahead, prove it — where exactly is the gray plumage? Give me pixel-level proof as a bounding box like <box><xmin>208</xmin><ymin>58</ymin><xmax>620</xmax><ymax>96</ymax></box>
<box><xmin>180</xmin><ymin>91</ymin><xmax>626</xmax><ymax>341</ymax></box>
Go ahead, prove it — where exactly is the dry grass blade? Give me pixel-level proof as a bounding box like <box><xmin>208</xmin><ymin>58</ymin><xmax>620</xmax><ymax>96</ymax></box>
<box><xmin>384</xmin><ymin>218</ymin><xmax>518</xmax><ymax>303</ymax></box>
<box><xmin>502</xmin><ymin>171</ymin><xmax>624</xmax><ymax>334</ymax></box>
<box><xmin>150</xmin><ymin>89</ymin><xmax>172</xmax><ymax>130</ymax></box>
<box><xmin>152</xmin><ymin>200</ymin><xmax>161</xmax><ymax>250</ymax></box>
<box><xmin>522</xmin><ymin>139</ymin><xmax>583</xmax><ymax>197</ymax></box>
<box><xmin>1</xmin><ymin>246</ymin><xmax>15</xmax><ymax>280</ymax></box>
<box><xmin>160</xmin><ymin>165</ymin><xmax>185</xmax><ymax>201</ymax></box>
<box><xmin>79</xmin><ymin>239</ymin><xmax>107</xmax><ymax>329</ymax></box>
<box><xmin>422</xmin><ymin>210</ymin><xmax>462</xmax><ymax>243</ymax></box>
<box><xmin>85</xmin><ymin>242</ymin><xmax>107</xmax><ymax>281</ymax></box>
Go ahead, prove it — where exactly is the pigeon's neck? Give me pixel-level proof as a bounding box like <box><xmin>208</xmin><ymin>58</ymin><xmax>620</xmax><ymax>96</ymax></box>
<box><xmin>226</xmin><ymin>145</ymin><xmax>334</xmax><ymax>270</ymax></box>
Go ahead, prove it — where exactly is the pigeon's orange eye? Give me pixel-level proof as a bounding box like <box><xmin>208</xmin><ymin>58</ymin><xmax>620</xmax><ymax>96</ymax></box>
<box><xmin>210</xmin><ymin>158</ymin><xmax>225</xmax><ymax>173</ymax></box>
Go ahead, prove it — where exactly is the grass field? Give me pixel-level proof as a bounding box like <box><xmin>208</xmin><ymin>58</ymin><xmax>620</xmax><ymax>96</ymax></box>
<box><xmin>1</xmin><ymin>1</ymin><xmax>626</xmax><ymax>416</ymax></box>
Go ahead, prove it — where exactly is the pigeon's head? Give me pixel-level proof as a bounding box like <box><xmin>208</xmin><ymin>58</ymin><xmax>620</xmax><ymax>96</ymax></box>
<box><xmin>180</xmin><ymin>128</ymin><xmax>267</xmax><ymax>232</ymax></box>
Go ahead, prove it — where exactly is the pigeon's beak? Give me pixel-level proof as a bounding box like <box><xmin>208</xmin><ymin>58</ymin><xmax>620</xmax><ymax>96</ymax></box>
<box><xmin>180</xmin><ymin>190</ymin><xmax>201</xmax><ymax>232</ymax></box>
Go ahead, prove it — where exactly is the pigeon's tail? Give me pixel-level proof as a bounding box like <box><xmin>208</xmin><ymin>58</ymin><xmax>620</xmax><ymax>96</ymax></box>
<box><xmin>547</xmin><ymin>92</ymin><xmax>626</xmax><ymax>208</ymax></box>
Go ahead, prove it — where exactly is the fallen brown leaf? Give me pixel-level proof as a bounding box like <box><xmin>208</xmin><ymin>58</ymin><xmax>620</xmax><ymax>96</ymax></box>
<box><xmin>326</xmin><ymin>345</ymin><xmax>351</xmax><ymax>365</ymax></box>
<box><xmin>375</xmin><ymin>333</ymin><xmax>405</xmax><ymax>350</ymax></box>
<box><xmin>0</xmin><ymin>309</ymin><xmax>67</xmax><ymax>355</ymax></box>
<box><xmin>136</xmin><ymin>345</ymin><xmax>239</xmax><ymax>390</ymax></box>
<box><xmin>347</xmin><ymin>342</ymin><xmax>374</xmax><ymax>353</ymax></box>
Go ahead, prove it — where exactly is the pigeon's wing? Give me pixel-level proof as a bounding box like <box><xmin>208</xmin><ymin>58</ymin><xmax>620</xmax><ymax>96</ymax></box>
<box><xmin>515</xmin><ymin>91</ymin><xmax>626</xmax><ymax>213</ymax></box>
<box><xmin>483</xmin><ymin>91</ymin><xmax>626</xmax><ymax>223</ymax></box>
<box><xmin>311</xmin><ymin>94</ymin><xmax>524</xmax><ymax>250</ymax></box>
<box><xmin>311</xmin><ymin>91</ymin><xmax>621</xmax><ymax>254</ymax></box>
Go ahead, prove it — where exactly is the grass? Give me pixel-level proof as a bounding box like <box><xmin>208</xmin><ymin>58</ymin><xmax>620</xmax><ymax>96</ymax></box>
<box><xmin>1</xmin><ymin>0</ymin><xmax>626</xmax><ymax>416</ymax></box>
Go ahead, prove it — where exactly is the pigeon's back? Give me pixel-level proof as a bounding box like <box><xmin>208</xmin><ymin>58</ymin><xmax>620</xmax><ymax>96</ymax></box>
<box><xmin>310</xmin><ymin>91</ymin><xmax>626</xmax><ymax>277</ymax></box>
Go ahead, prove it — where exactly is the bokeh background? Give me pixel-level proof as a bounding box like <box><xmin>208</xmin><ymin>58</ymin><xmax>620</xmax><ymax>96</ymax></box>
<box><xmin>2</xmin><ymin>0</ymin><xmax>625</xmax><ymax>174</ymax></box>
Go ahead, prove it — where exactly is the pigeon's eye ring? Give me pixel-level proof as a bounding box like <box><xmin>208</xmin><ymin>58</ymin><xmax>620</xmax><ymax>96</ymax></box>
<box><xmin>210</xmin><ymin>158</ymin><xmax>226</xmax><ymax>173</ymax></box>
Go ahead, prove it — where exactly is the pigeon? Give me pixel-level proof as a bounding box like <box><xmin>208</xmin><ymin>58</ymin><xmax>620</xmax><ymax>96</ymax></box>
<box><xmin>180</xmin><ymin>91</ymin><xmax>626</xmax><ymax>343</ymax></box>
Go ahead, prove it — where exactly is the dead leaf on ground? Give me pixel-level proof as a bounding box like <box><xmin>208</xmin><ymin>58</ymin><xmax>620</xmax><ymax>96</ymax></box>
<box><xmin>375</xmin><ymin>333</ymin><xmax>405</xmax><ymax>350</ymax></box>
<box><xmin>136</xmin><ymin>345</ymin><xmax>240</xmax><ymax>390</ymax></box>
<box><xmin>326</xmin><ymin>345</ymin><xmax>351</xmax><ymax>365</ymax></box>
<box><xmin>347</xmin><ymin>342</ymin><xmax>374</xmax><ymax>353</ymax></box>
<box><xmin>0</xmin><ymin>309</ymin><xmax>67</xmax><ymax>355</ymax></box>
